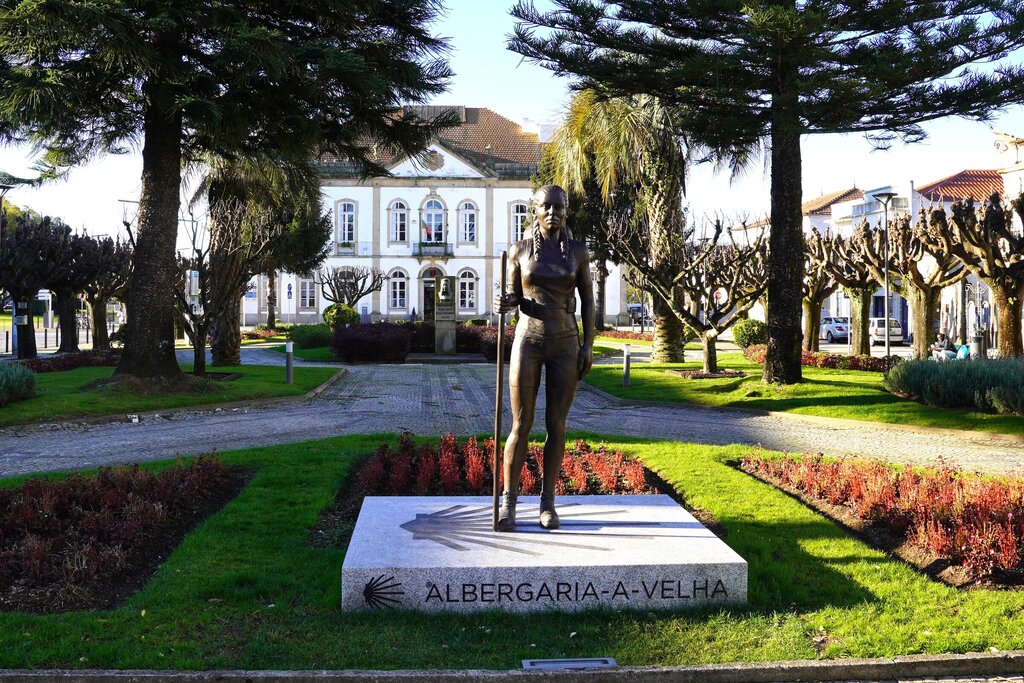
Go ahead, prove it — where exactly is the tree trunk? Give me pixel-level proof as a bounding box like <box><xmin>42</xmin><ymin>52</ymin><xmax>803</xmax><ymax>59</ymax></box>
<box><xmin>266</xmin><ymin>270</ymin><xmax>277</xmax><ymax>329</ymax></box>
<box><xmin>651</xmin><ymin>291</ymin><xmax>685</xmax><ymax>363</ymax></box>
<box><xmin>594</xmin><ymin>263</ymin><xmax>607</xmax><ymax>331</ymax></box>
<box><xmin>802</xmin><ymin>297</ymin><xmax>824</xmax><ymax>352</ymax></box>
<box><xmin>54</xmin><ymin>292</ymin><xmax>80</xmax><ymax>354</ymax></box>
<box><xmin>116</xmin><ymin>98</ymin><xmax>183</xmax><ymax>379</ymax></box>
<box><xmin>13</xmin><ymin>295</ymin><xmax>37</xmax><ymax>360</ymax></box>
<box><xmin>848</xmin><ymin>288</ymin><xmax>872</xmax><ymax>355</ymax></box>
<box><xmin>909</xmin><ymin>287</ymin><xmax>938</xmax><ymax>360</ymax></box>
<box><xmin>701</xmin><ymin>331</ymin><xmax>718</xmax><ymax>373</ymax></box>
<box><xmin>192</xmin><ymin>323</ymin><xmax>207</xmax><ymax>376</ymax></box>
<box><xmin>763</xmin><ymin>85</ymin><xmax>804</xmax><ymax>384</ymax></box>
<box><xmin>90</xmin><ymin>295</ymin><xmax>111</xmax><ymax>351</ymax></box>
<box><xmin>990</xmin><ymin>283</ymin><xmax>1023</xmax><ymax>358</ymax></box>
<box><xmin>211</xmin><ymin>296</ymin><xmax>242</xmax><ymax>366</ymax></box>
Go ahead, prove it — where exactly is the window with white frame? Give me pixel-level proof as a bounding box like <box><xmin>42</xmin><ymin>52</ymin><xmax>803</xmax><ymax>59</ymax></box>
<box><xmin>390</xmin><ymin>200</ymin><xmax>408</xmax><ymax>242</ymax></box>
<box><xmin>458</xmin><ymin>270</ymin><xmax>476</xmax><ymax>311</ymax></box>
<box><xmin>298</xmin><ymin>278</ymin><xmax>317</xmax><ymax>309</ymax></box>
<box><xmin>459</xmin><ymin>201</ymin><xmax>477</xmax><ymax>243</ymax></box>
<box><xmin>337</xmin><ymin>202</ymin><xmax>356</xmax><ymax>244</ymax></box>
<box><xmin>512</xmin><ymin>202</ymin><xmax>529</xmax><ymax>242</ymax></box>
<box><xmin>389</xmin><ymin>269</ymin><xmax>408</xmax><ymax>309</ymax></box>
<box><xmin>422</xmin><ymin>199</ymin><xmax>445</xmax><ymax>242</ymax></box>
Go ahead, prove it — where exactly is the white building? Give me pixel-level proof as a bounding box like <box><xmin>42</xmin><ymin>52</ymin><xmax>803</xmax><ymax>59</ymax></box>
<box><xmin>242</xmin><ymin>106</ymin><xmax>627</xmax><ymax>326</ymax></box>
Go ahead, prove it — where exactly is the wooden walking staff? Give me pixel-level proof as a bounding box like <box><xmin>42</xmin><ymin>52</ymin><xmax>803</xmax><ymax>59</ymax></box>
<box><xmin>492</xmin><ymin>251</ymin><xmax>508</xmax><ymax>532</ymax></box>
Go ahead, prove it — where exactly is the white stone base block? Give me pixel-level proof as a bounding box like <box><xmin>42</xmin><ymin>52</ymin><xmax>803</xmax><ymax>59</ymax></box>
<box><xmin>341</xmin><ymin>495</ymin><xmax>747</xmax><ymax>613</ymax></box>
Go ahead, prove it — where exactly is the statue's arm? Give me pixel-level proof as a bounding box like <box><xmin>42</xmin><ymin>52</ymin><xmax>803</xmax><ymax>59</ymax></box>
<box><xmin>577</xmin><ymin>245</ymin><xmax>595</xmax><ymax>378</ymax></box>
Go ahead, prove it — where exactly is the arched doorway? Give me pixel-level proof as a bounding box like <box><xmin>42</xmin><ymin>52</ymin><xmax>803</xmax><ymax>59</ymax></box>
<box><xmin>420</xmin><ymin>266</ymin><xmax>443</xmax><ymax>321</ymax></box>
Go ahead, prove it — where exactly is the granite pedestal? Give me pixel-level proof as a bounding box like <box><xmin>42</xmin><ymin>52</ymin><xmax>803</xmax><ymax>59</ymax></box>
<box><xmin>341</xmin><ymin>495</ymin><xmax>747</xmax><ymax>613</ymax></box>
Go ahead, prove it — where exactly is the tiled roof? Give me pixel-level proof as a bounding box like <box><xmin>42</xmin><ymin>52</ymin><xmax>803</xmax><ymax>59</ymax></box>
<box><xmin>740</xmin><ymin>187</ymin><xmax>862</xmax><ymax>229</ymax></box>
<box><xmin>802</xmin><ymin>187</ymin><xmax>863</xmax><ymax>215</ymax></box>
<box><xmin>915</xmin><ymin>169</ymin><xmax>1004</xmax><ymax>202</ymax></box>
<box><xmin>318</xmin><ymin>106</ymin><xmax>542</xmax><ymax>178</ymax></box>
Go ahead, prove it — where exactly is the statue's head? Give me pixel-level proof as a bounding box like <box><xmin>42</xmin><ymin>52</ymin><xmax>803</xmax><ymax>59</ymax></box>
<box><xmin>532</xmin><ymin>185</ymin><xmax>568</xmax><ymax>236</ymax></box>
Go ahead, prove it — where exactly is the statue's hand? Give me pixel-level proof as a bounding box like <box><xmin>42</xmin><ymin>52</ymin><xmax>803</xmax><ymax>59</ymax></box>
<box><xmin>493</xmin><ymin>293</ymin><xmax>520</xmax><ymax>314</ymax></box>
<box><xmin>577</xmin><ymin>344</ymin><xmax>593</xmax><ymax>380</ymax></box>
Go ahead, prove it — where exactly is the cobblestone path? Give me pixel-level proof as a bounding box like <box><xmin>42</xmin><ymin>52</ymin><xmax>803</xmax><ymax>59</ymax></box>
<box><xmin>2</xmin><ymin>360</ymin><xmax>1022</xmax><ymax>477</ymax></box>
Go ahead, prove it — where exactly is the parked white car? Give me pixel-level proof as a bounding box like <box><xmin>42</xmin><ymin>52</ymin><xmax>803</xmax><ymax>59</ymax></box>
<box><xmin>819</xmin><ymin>316</ymin><xmax>850</xmax><ymax>343</ymax></box>
<box><xmin>868</xmin><ymin>317</ymin><xmax>903</xmax><ymax>345</ymax></box>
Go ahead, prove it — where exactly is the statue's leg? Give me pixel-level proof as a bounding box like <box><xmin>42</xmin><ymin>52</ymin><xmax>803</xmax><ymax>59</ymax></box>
<box><xmin>539</xmin><ymin>336</ymin><xmax>580</xmax><ymax>530</ymax></box>
<box><xmin>498</xmin><ymin>335</ymin><xmax>541</xmax><ymax>531</ymax></box>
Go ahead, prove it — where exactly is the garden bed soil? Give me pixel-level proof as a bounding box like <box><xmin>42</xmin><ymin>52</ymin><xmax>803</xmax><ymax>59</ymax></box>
<box><xmin>737</xmin><ymin>460</ymin><xmax>1022</xmax><ymax>590</ymax></box>
<box><xmin>1</xmin><ymin>467</ymin><xmax>251</xmax><ymax>614</ymax></box>
<box><xmin>665</xmin><ymin>369</ymin><xmax>746</xmax><ymax>380</ymax></box>
<box><xmin>309</xmin><ymin>437</ymin><xmax>723</xmax><ymax>551</ymax></box>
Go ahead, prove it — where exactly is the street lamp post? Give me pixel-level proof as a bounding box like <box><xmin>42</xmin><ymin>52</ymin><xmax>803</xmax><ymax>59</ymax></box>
<box><xmin>1</xmin><ymin>183</ymin><xmax>14</xmax><ymax>353</ymax></box>
<box><xmin>874</xmin><ymin>192</ymin><xmax>898</xmax><ymax>360</ymax></box>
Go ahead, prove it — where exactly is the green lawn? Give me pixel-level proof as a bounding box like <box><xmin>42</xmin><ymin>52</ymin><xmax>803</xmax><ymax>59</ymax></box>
<box><xmin>585</xmin><ymin>352</ymin><xmax>1024</xmax><ymax>436</ymax></box>
<box><xmin>1</xmin><ymin>434</ymin><xmax>1021</xmax><ymax>669</ymax></box>
<box><xmin>0</xmin><ymin>364</ymin><xmax>338</xmax><ymax>427</ymax></box>
<box><xmin>242</xmin><ymin>335</ymin><xmax>289</xmax><ymax>346</ymax></box>
<box><xmin>269</xmin><ymin>344</ymin><xmax>337</xmax><ymax>361</ymax></box>
<box><xmin>0</xmin><ymin>313</ymin><xmax>47</xmax><ymax>330</ymax></box>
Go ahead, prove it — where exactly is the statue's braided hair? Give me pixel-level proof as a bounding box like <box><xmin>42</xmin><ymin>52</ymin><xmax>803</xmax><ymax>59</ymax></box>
<box><xmin>530</xmin><ymin>221</ymin><xmax>572</xmax><ymax>265</ymax></box>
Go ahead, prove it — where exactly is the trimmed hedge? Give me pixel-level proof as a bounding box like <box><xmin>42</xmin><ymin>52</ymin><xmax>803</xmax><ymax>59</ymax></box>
<box><xmin>732</xmin><ymin>318</ymin><xmax>768</xmax><ymax>349</ymax></box>
<box><xmin>744</xmin><ymin>344</ymin><xmax>898</xmax><ymax>373</ymax></box>
<box><xmin>331</xmin><ymin>322</ymin><xmax>411</xmax><ymax>363</ymax></box>
<box><xmin>290</xmin><ymin>323</ymin><xmax>333</xmax><ymax>349</ymax></box>
<box><xmin>478</xmin><ymin>325</ymin><xmax>515</xmax><ymax>362</ymax></box>
<box><xmin>884</xmin><ymin>358</ymin><xmax>1024</xmax><ymax>415</ymax></box>
<box><xmin>0</xmin><ymin>363</ymin><xmax>35</xmax><ymax>407</ymax></box>
<box><xmin>323</xmin><ymin>303</ymin><xmax>359</xmax><ymax>328</ymax></box>
<box><xmin>19</xmin><ymin>349</ymin><xmax>121</xmax><ymax>373</ymax></box>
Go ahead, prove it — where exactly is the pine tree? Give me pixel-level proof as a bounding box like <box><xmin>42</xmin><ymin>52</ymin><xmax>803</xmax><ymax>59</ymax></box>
<box><xmin>0</xmin><ymin>0</ymin><xmax>452</xmax><ymax>379</ymax></box>
<box><xmin>511</xmin><ymin>0</ymin><xmax>1024</xmax><ymax>382</ymax></box>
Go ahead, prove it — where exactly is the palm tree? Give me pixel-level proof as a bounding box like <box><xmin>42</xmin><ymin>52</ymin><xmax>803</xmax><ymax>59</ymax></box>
<box><xmin>547</xmin><ymin>90</ymin><xmax>691</xmax><ymax>362</ymax></box>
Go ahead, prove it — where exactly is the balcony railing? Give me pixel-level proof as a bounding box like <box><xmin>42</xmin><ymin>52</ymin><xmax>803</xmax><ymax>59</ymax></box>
<box><xmin>413</xmin><ymin>242</ymin><xmax>454</xmax><ymax>258</ymax></box>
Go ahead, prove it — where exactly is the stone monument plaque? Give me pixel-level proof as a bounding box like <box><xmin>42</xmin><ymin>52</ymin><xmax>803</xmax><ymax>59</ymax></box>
<box><xmin>434</xmin><ymin>275</ymin><xmax>457</xmax><ymax>354</ymax></box>
<box><xmin>342</xmin><ymin>494</ymin><xmax>747</xmax><ymax>613</ymax></box>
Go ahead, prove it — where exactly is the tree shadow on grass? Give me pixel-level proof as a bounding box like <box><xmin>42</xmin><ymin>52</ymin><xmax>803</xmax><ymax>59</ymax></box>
<box><xmin>724</xmin><ymin>517</ymin><xmax>883</xmax><ymax>611</ymax></box>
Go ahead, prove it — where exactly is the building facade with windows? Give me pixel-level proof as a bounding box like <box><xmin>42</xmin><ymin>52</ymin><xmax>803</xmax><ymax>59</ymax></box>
<box><xmin>242</xmin><ymin>106</ymin><xmax>627</xmax><ymax>326</ymax></box>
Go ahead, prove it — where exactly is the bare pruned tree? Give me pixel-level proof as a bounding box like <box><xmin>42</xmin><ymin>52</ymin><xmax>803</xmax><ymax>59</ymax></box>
<box><xmin>856</xmin><ymin>215</ymin><xmax>966</xmax><ymax>359</ymax></box>
<box><xmin>615</xmin><ymin>215</ymin><xmax>768</xmax><ymax>373</ymax></box>
<box><xmin>317</xmin><ymin>265</ymin><xmax>386</xmax><ymax>309</ymax></box>
<box><xmin>82</xmin><ymin>237</ymin><xmax>132</xmax><ymax>350</ymax></box>
<box><xmin>174</xmin><ymin>202</ymin><xmax>280</xmax><ymax>375</ymax></box>
<box><xmin>806</xmin><ymin>229</ymin><xmax>878</xmax><ymax>355</ymax></box>
<box><xmin>916</xmin><ymin>193</ymin><xmax>1024</xmax><ymax>357</ymax></box>
<box><xmin>803</xmin><ymin>254</ymin><xmax>837</xmax><ymax>352</ymax></box>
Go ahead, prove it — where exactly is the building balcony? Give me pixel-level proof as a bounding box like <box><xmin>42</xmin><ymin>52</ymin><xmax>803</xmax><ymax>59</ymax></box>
<box><xmin>413</xmin><ymin>241</ymin><xmax>454</xmax><ymax>259</ymax></box>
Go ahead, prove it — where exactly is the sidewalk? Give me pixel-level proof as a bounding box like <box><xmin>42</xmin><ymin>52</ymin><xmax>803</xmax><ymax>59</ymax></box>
<box><xmin>1</xmin><ymin>357</ymin><xmax>1021</xmax><ymax>478</ymax></box>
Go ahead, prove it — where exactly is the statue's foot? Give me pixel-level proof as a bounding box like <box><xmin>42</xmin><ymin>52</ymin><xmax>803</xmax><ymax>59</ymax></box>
<box><xmin>496</xmin><ymin>493</ymin><xmax>517</xmax><ymax>532</ymax></box>
<box><xmin>539</xmin><ymin>496</ymin><xmax>560</xmax><ymax>530</ymax></box>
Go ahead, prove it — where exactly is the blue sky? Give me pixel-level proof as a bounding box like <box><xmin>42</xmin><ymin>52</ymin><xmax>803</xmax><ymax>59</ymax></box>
<box><xmin>2</xmin><ymin>0</ymin><xmax>1023</xmax><ymax>233</ymax></box>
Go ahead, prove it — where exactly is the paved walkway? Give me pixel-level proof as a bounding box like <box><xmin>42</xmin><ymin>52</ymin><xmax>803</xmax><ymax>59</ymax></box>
<box><xmin>1</xmin><ymin>353</ymin><xmax>1022</xmax><ymax>477</ymax></box>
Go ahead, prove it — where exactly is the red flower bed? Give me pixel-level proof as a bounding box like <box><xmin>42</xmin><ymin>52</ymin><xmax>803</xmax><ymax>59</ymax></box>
<box><xmin>18</xmin><ymin>349</ymin><xmax>121</xmax><ymax>373</ymax></box>
<box><xmin>598</xmin><ymin>329</ymin><xmax>654</xmax><ymax>342</ymax></box>
<box><xmin>742</xmin><ymin>452</ymin><xmax>1024</xmax><ymax>582</ymax></box>
<box><xmin>355</xmin><ymin>433</ymin><xmax>654</xmax><ymax>496</ymax></box>
<box><xmin>241</xmin><ymin>328</ymin><xmax>281</xmax><ymax>340</ymax></box>
<box><xmin>0</xmin><ymin>457</ymin><xmax>235</xmax><ymax>611</ymax></box>
<box><xmin>743</xmin><ymin>344</ymin><xmax>897</xmax><ymax>373</ymax></box>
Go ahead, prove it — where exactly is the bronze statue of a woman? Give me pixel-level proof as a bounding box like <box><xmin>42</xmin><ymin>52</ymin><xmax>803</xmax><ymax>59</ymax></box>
<box><xmin>493</xmin><ymin>184</ymin><xmax>595</xmax><ymax>531</ymax></box>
